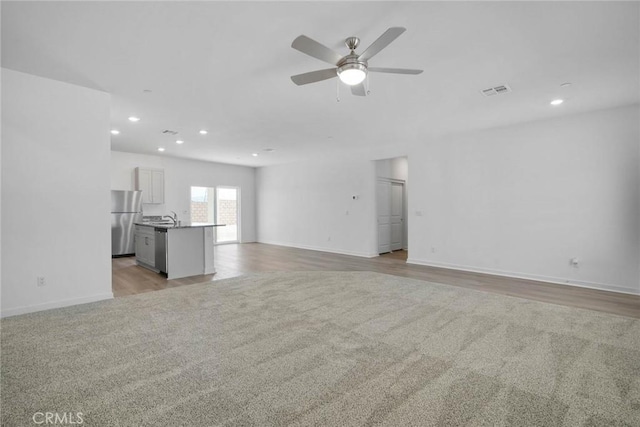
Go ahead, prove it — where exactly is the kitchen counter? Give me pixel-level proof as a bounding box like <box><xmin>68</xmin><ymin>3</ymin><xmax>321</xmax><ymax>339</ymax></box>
<box><xmin>135</xmin><ymin>222</ymin><xmax>224</xmax><ymax>229</ymax></box>
<box><xmin>134</xmin><ymin>222</ymin><xmax>223</xmax><ymax>279</ymax></box>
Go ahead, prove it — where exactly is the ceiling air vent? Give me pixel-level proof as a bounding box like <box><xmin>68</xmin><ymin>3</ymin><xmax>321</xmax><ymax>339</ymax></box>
<box><xmin>480</xmin><ymin>84</ymin><xmax>512</xmax><ymax>97</ymax></box>
<box><xmin>162</xmin><ymin>130</ymin><xmax>178</xmax><ymax>135</ymax></box>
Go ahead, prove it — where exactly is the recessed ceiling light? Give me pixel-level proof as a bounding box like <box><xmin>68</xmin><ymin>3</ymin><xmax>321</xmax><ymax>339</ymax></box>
<box><xmin>110</xmin><ymin>129</ymin><xmax>120</xmax><ymax>135</ymax></box>
<box><xmin>252</xmin><ymin>153</ymin><xmax>259</xmax><ymax>157</ymax></box>
<box><xmin>176</xmin><ymin>140</ymin><xmax>184</xmax><ymax>144</ymax></box>
<box><xmin>263</xmin><ymin>148</ymin><xmax>275</xmax><ymax>152</ymax></box>
<box><xmin>550</xmin><ymin>99</ymin><xmax>564</xmax><ymax>106</ymax></box>
<box><xmin>199</xmin><ymin>130</ymin><xmax>208</xmax><ymax>135</ymax></box>
<box><xmin>128</xmin><ymin>116</ymin><xmax>141</xmax><ymax>122</ymax></box>
<box><xmin>560</xmin><ymin>82</ymin><xmax>572</xmax><ymax>88</ymax></box>
<box><xmin>157</xmin><ymin>147</ymin><xmax>165</xmax><ymax>152</ymax></box>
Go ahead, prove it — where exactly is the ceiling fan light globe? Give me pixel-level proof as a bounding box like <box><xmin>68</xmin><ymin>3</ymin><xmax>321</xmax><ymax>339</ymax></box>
<box><xmin>337</xmin><ymin>64</ymin><xmax>367</xmax><ymax>86</ymax></box>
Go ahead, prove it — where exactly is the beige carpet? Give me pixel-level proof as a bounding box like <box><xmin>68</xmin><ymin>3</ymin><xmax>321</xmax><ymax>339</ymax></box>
<box><xmin>2</xmin><ymin>271</ymin><xmax>639</xmax><ymax>426</ymax></box>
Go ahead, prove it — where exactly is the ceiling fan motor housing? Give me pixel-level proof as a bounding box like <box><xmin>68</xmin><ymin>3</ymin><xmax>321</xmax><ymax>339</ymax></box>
<box><xmin>337</xmin><ymin>53</ymin><xmax>368</xmax><ymax>82</ymax></box>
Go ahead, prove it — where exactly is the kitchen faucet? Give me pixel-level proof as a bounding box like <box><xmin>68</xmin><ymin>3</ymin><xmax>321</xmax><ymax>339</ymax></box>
<box><xmin>163</xmin><ymin>211</ymin><xmax>178</xmax><ymax>226</ymax></box>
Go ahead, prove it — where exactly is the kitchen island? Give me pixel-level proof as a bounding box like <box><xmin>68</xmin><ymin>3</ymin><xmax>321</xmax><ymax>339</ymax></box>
<box><xmin>134</xmin><ymin>222</ymin><xmax>224</xmax><ymax>280</ymax></box>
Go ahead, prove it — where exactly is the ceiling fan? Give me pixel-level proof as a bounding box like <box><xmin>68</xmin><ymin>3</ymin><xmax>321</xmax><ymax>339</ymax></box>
<box><xmin>290</xmin><ymin>27</ymin><xmax>423</xmax><ymax>96</ymax></box>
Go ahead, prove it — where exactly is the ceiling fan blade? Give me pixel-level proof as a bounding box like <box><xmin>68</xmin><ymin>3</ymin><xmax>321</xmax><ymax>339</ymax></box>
<box><xmin>368</xmin><ymin>67</ymin><xmax>423</xmax><ymax>75</ymax></box>
<box><xmin>291</xmin><ymin>35</ymin><xmax>344</xmax><ymax>65</ymax></box>
<box><xmin>357</xmin><ymin>27</ymin><xmax>406</xmax><ymax>62</ymax></box>
<box><xmin>290</xmin><ymin>68</ymin><xmax>337</xmax><ymax>86</ymax></box>
<box><xmin>350</xmin><ymin>83</ymin><xmax>367</xmax><ymax>96</ymax></box>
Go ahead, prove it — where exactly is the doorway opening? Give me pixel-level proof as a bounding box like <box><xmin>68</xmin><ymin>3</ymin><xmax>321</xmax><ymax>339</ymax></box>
<box><xmin>377</xmin><ymin>179</ymin><xmax>404</xmax><ymax>254</ymax></box>
<box><xmin>375</xmin><ymin>157</ymin><xmax>408</xmax><ymax>256</ymax></box>
<box><xmin>190</xmin><ymin>186</ymin><xmax>241</xmax><ymax>244</ymax></box>
<box><xmin>215</xmin><ymin>187</ymin><xmax>240</xmax><ymax>243</ymax></box>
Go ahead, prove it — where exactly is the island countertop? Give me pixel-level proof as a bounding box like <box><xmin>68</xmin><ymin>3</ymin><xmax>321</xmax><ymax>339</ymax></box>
<box><xmin>135</xmin><ymin>222</ymin><xmax>225</xmax><ymax>229</ymax></box>
<box><xmin>134</xmin><ymin>221</ymin><xmax>219</xmax><ymax>279</ymax></box>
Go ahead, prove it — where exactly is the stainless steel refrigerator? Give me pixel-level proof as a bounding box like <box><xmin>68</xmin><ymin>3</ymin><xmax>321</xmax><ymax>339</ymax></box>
<box><xmin>111</xmin><ymin>190</ymin><xmax>143</xmax><ymax>256</ymax></box>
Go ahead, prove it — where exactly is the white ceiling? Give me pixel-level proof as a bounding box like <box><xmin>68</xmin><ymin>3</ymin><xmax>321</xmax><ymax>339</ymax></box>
<box><xmin>2</xmin><ymin>1</ymin><xmax>638</xmax><ymax>167</ymax></box>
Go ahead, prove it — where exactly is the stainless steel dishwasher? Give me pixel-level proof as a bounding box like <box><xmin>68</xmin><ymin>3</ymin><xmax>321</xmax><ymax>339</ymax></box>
<box><xmin>154</xmin><ymin>228</ymin><xmax>168</xmax><ymax>274</ymax></box>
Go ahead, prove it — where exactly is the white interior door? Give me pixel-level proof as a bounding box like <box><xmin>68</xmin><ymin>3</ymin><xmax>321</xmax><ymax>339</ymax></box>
<box><xmin>390</xmin><ymin>182</ymin><xmax>403</xmax><ymax>251</ymax></box>
<box><xmin>377</xmin><ymin>180</ymin><xmax>391</xmax><ymax>254</ymax></box>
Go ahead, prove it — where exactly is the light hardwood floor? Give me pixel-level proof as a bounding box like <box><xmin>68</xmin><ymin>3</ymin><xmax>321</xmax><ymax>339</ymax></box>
<box><xmin>112</xmin><ymin>243</ymin><xmax>640</xmax><ymax>318</ymax></box>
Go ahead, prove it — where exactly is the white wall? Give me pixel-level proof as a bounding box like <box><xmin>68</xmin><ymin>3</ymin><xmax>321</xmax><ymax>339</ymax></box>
<box><xmin>1</xmin><ymin>69</ymin><xmax>113</xmax><ymax>316</ymax></box>
<box><xmin>408</xmin><ymin>104</ymin><xmax>640</xmax><ymax>294</ymax></box>
<box><xmin>111</xmin><ymin>151</ymin><xmax>256</xmax><ymax>242</ymax></box>
<box><xmin>257</xmin><ymin>158</ymin><xmax>378</xmax><ymax>257</ymax></box>
<box><xmin>0</xmin><ymin>70</ymin><xmax>3</xmax><ymax>314</ymax></box>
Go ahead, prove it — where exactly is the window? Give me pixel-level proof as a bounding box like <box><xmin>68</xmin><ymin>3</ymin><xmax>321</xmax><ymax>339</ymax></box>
<box><xmin>190</xmin><ymin>187</ymin><xmax>215</xmax><ymax>223</ymax></box>
<box><xmin>190</xmin><ymin>186</ymin><xmax>240</xmax><ymax>244</ymax></box>
<box><xmin>215</xmin><ymin>187</ymin><xmax>239</xmax><ymax>243</ymax></box>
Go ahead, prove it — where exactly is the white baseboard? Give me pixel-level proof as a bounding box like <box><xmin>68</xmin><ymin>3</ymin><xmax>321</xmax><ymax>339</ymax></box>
<box><xmin>258</xmin><ymin>240</ymin><xmax>378</xmax><ymax>259</ymax></box>
<box><xmin>1</xmin><ymin>292</ymin><xmax>114</xmax><ymax>318</ymax></box>
<box><xmin>406</xmin><ymin>258</ymin><xmax>639</xmax><ymax>296</ymax></box>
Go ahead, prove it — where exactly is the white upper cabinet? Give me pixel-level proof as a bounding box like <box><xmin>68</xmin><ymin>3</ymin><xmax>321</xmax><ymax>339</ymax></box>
<box><xmin>135</xmin><ymin>167</ymin><xmax>164</xmax><ymax>204</ymax></box>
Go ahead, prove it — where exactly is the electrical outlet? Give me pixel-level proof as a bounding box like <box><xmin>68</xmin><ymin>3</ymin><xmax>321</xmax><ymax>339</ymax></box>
<box><xmin>37</xmin><ymin>276</ymin><xmax>46</xmax><ymax>287</ymax></box>
<box><xmin>431</xmin><ymin>247</ymin><xmax>436</xmax><ymax>253</ymax></box>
